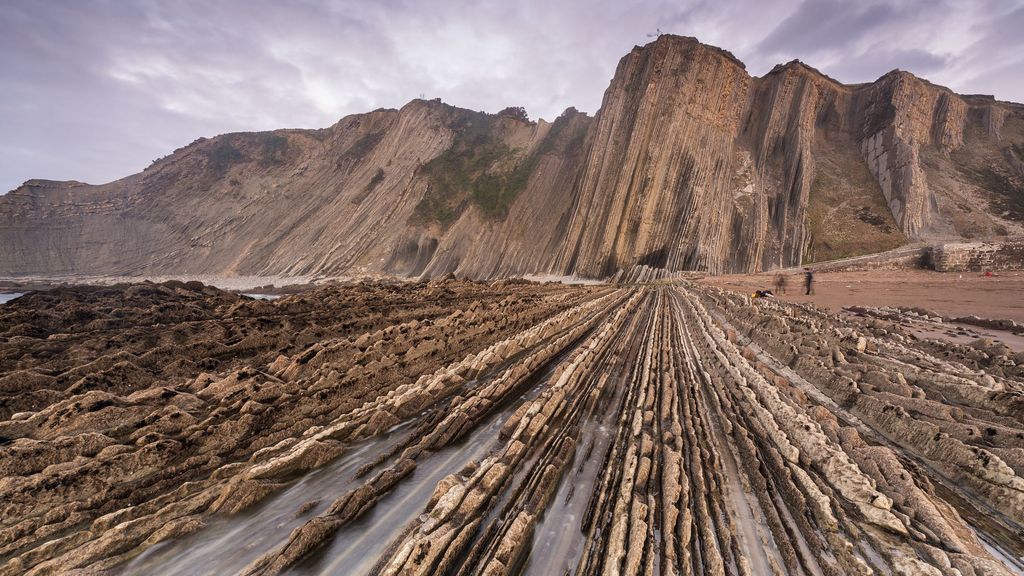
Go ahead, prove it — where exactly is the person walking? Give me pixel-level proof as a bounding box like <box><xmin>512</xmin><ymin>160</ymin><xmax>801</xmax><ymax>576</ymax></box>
<box><xmin>773</xmin><ymin>272</ymin><xmax>787</xmax><ymax>295</ymax></box>
<box><xmin>804</xmin><ymin>268</ymin><xmax>815</xmax><ymax>295</ymax></box>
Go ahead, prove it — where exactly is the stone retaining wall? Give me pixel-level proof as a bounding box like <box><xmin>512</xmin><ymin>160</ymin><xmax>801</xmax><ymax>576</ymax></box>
<box><xmin>930</xmin><ymin>238</ymin><xmax>1024</xmax><ymax>272</ymax></box>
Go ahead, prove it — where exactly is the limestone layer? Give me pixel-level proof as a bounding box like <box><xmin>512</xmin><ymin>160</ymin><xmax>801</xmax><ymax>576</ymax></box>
<box><xmin>2</xmin><ymin>35</ymin><xmax>1023</xmax><ymax>278</ymax></box>
<box><xmin>2</xmin><ymin>281</ymin><xmax>1024</xmax><ymax>574</ymax></box>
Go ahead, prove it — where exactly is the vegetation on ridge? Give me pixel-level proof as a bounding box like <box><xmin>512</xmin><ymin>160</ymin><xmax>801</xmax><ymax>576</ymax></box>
<box><xmin>412</xmin><ymin>108</ymin><xmax>585</xmax><ymax>228</ymax></box>
<box><xmin>200</xmin><ymin>132</ymin><xmax>290</xmax><ymax>178</ymax></box>
<box><xmin>337</xmin><ymin>131</ymin><xmax>385</xmax><ymax>174</ymax></box>
<box><xmin>411</xmin><ymin>110</ymin><xmax>530</xmax><ymax>227</ymax></box>
<box><xmin>804</xmin><ymin>136</ymin><xmax>906</xmax><ymax>263</ymax></box>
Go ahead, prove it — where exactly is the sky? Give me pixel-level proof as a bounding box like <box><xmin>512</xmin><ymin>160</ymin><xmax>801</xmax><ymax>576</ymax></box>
<box><xmin>1</xmin><ymin>0</ymin><xmax>1023</xmax><ymax>193</ymax></box>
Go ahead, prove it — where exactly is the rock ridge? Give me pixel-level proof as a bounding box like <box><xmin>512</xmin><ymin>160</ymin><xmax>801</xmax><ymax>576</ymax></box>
<box><xmin>2</xmin><ymin>35</ymin><xmax>1022</xmax><ymax>279</ymax></box>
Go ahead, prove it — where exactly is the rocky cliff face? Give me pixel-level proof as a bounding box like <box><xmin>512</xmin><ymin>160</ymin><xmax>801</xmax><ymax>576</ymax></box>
<box><xmin>2</xmin><ymin>35</ymin><xmax>1022</xmax><ymax>279</ymax></box>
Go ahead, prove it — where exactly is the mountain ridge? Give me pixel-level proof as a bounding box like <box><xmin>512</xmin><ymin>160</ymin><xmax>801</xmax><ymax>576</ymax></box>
<box><xmin>2</xmin><ymin>34</ymin><xmax>1022</xmax><ymax>278</ymax></box>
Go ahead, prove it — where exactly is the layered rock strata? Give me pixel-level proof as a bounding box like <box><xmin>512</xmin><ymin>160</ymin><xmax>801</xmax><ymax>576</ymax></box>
<box><xmin>3</xmin><ymin>36</ymin><xmax>1023</xmax><ymax>279</ymax></box>
<box><xmin>0</xmin><ymin>280</ymin><xmax>607</xmax><ymax>574</ymax></box>
<box><xmin>2</xmin><ymin>280</ymin><xmax>1024</xmax><ymax>574</ymax></box>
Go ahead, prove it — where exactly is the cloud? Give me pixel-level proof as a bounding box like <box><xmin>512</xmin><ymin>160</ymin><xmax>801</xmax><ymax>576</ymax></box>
<box><xmin>1</xmin><ymin>0</ymin><xmax>1022</xmax><ymax>193</ymax></box>
<box><xmin>827</xmin><ymin>48</ymin><xmax>950</xmax><ymax>83</ymax></box>
<box><xmin>757</xmin><ymin>0</ymin><xmax>897</xmax><ymax>56</ymax></box>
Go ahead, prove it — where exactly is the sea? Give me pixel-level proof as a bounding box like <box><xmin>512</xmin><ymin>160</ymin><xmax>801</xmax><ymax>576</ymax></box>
<box><xmin>0</xmin><ymin>292</ymin><xmax>24</xmax><ymax>305</ymax></box>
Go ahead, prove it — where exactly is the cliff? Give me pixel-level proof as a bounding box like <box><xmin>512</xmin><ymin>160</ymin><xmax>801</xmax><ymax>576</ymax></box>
<box><xmin>2</xmin><ymin>35</ymin><xmax>1022</xmax><ymax>279</ymax></box>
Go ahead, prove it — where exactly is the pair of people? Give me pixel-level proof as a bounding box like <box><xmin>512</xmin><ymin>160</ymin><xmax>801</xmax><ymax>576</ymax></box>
<box><xmin>773</xmin><ymin>268</ymin><xmax>814</xmax><ymax>295</ymax></box>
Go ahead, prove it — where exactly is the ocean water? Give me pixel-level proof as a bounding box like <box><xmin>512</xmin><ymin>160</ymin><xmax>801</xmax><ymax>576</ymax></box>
<box><xmin>242</xmin><ymin>293</ymin><xmax>282</xmax><ymax>300</ymax></box>
<box><xmin>0</xmin><ymin>292</ymin><xmax>24</xmax><ymax>304</ymax></box>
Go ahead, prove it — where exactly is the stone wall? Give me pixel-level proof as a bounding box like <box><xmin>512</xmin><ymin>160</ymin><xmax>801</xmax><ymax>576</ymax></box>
<box><xmin>811</xmin><ymin>245</ymin><xmax>928</xmax><ymax>272</ymax></box>
<box><xmin>930</xmin><ymin>238</ymin><xmax>1024</xmax><ymax>271</ymax></box>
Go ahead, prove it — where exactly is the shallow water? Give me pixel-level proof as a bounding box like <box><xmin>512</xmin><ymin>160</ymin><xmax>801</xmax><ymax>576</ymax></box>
<box><xmin>294</xmin><ymin>413</ymin><xmax>510</xmax><ymax>575</ymax></box>
<box><xmin>0</xmin><ymin>292</ymin><xmax>24</xmax><ymax>304</ymax></box>
<box><xmin>522</xmin><ymin>420</ymin><xmax>615</xmax><ymax>576</ymax></box>
<box><xmin>118</xmin><ymin>422</ymin><xmax>415</xmax><ymax>576</ymax></box>
<box><xmin>119</xmin><ymin>356</ymin><xmax>558</xmax><ymax>576</ymax></box>
<box><xmin>242</xmin><ymin>293</ymin><xmax>282</xmax><ymax>301</ymax></box>
<box><xmin>296</xmin><ymin>366</ymin><xmax>558</xmax><ymax>576</ymax></box>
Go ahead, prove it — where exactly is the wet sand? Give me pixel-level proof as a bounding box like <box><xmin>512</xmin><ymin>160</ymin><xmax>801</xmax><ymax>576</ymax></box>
<box><xmin>903</xmin><ymin>319</ymin><xmax>1024</xmax><ymax>353</ymax></box>
<box><xmin>701</xmin><ymin>269</ymin><xmax>1024</xmax><ymax>323</ymax></box>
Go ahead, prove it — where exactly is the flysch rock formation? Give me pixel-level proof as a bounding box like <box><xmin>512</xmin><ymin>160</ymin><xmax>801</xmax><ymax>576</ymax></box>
<box><xmin>2</xmin><ymin>35</ymin><xmax>1023</xmax><ymax>279</ymax></box>
<box><xmin>3</xmin><ymin>280</ymin><xmax>1024</xmax><ymax>574</ymax></box>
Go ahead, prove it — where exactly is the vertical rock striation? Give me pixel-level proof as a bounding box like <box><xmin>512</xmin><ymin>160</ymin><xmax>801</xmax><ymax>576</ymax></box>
<box><xmin>2</xmin><ymin>35</ymin><xmax>1023</xmax><ymax>279</ymax></box>
<box><xmin>555</xmin><ymin>38</ymin><xmax>752</xmax><ymax>276</ymax></box>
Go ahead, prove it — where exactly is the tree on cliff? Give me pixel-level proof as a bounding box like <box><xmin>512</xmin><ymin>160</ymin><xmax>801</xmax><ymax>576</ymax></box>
<box><xmin>498</xmin><ymin>106</ymin><xmax>529</xmax><ymax>122</ymax></box>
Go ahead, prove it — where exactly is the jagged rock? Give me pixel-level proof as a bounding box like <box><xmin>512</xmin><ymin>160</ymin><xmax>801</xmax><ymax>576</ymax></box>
<box><xmin>2</xmin><ymin>281</ymin><xmax>1023</xmax><ymax>575</ymax></box>
<box><xmin>4</xmin><ymin>36</ymin><xmax>1023</xmax><ymax>280</ymax></box>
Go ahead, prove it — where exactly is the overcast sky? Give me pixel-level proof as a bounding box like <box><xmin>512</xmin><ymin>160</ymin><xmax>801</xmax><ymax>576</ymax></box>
<box><xmin>2</xmin><ymin>0</ymin><xmax>1023</xmax><ymax>193</ymax></box>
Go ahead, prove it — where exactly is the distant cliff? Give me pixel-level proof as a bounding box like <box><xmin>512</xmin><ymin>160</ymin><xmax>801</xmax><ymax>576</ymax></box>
<box><xmin>2</xmin><ymin>35</ymin><xmax>1022</xmax><ymax>278</ymax></box>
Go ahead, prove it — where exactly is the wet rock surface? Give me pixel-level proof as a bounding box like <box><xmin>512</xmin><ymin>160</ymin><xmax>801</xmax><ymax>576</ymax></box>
<box><xmin>0</xmin><ymin>279</ymin><xmax>604</xmax><ymax>575</ymax></box>
<box><xmin>2</xmin><ymin>281</ymin><xmax>1024</xmax><ymax>575</ymax></box>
